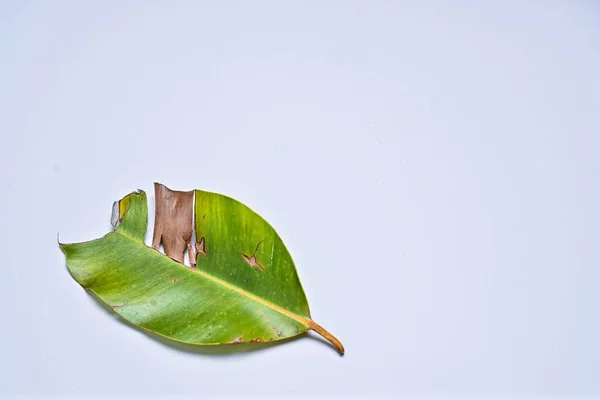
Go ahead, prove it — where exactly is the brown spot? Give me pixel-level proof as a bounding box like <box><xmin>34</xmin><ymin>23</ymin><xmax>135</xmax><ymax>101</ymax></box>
<box><xmin>202</xmin><ymin>214</ymin><xmax>206</xmax><ymax>220</ymax></box>
<box><xmin>241</xmin><ymin>241</ymin><xmax>265</xmax><ymax>271</ymax></box>
<box><xmin>111</xmin><ymin>301</ymin><xmax>128</xmax><ymax>308</ymax></box>
<box><xmin>171</xmin><ymin>278</ymin><xmax>179</xmax><ymax>284</ymax></box>
<box><xmin>196</xmin><ymin>236</ymin><xmax>207</xmax><ymax>256</ymax></box>
<box><xmin>277</xmin><ymin>331</ymin><xmax>282</xmax><ymax>337</ymax></box>
<box><xmin>228</xmin><ymin>335</ymin><xmax>243</xmax><ymax>344</ymax></box>
<box><xmin>250</xmin><ymin>338</ymin><xmax>263</xmax><ymax>343</ymax></box>
<box><xmin>241</xmin><ymin>254</ymin><xmax>264</xmax><ymax>271</ymax></box>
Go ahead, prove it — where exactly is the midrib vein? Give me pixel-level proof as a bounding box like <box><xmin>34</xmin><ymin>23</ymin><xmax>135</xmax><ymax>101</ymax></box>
<box><xmin>114</xmin><ymin>231</ymin><xmax>312</xmax><ymax>328</ymax></box>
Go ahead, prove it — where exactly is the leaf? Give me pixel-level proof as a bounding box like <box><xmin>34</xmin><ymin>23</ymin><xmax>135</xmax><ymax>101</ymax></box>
<box><xmin>60</xmin><ymin>184</ymin><xmax>343</xmax><ymax>355</ymax></box>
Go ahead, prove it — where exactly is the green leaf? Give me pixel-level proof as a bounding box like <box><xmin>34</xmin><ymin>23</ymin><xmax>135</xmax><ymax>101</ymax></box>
<box><xmin>60</xmin><ymin>185</ymin><xmax>343</xmax><ymax>354</ymax></box>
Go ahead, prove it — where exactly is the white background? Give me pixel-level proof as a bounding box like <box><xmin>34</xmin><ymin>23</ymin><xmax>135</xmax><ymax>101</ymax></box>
<box><xmin>1</xmin><ymin>1</ymin><xmax>599</xmax><ymax>398</ymax></box>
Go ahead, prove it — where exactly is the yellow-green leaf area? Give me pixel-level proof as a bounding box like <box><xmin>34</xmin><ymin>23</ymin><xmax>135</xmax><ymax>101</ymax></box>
<box><xmin>194</xmin><ymin>190</ymin><xmax>310</xmax><ymax>318</ymax></box>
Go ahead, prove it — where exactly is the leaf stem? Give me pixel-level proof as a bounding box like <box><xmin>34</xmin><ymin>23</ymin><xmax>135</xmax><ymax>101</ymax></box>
<box><xmin>308</xmin><ymin>320</ymin><xmax>344</xmax><ymax>355</ymax></box>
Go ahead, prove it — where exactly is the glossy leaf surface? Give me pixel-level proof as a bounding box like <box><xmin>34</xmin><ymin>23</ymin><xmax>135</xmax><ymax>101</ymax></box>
<box><xmin>60</xmin><ymin>187</ymin><xmax>343</xmax><ymax>354</ymax></box>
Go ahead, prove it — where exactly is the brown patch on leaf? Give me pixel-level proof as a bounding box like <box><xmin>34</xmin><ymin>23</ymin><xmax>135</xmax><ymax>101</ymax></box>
<box><xmin>241</xmin><ymin>241</ymin><xmax>264</xmax><ymax>271</ymax></box>
<box><xmin>241</xmin><ymin>254</ymin><xmax>264</xmax><ymax>271</ymax></box>
<box><xmin>190</xmin><ymin>237</ymin><xmax>206</xmax><ymax>268</ymax></box>
<box><xmin>111</xmin><ymin>301</ymin><xmax>128</xmax><ymax>308</ymax></box>
<box><xmin>250</xmin><ymin>338</ymin><xmax>263</xmax><ymax>343</ymax></box>
<box><xmin>171</xmin><ymin>277</ymin><xmax>179</xmax><ymax>284</ymax></box>
<box><xmin>152</xmin><ymin>183</ymin><xmax>194</xmax><ymax>265</ymax></box>
<box><xmin>196</xmin><ymin>236</ymin><xmax>207</xmax><ymax>256</ymax></box>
